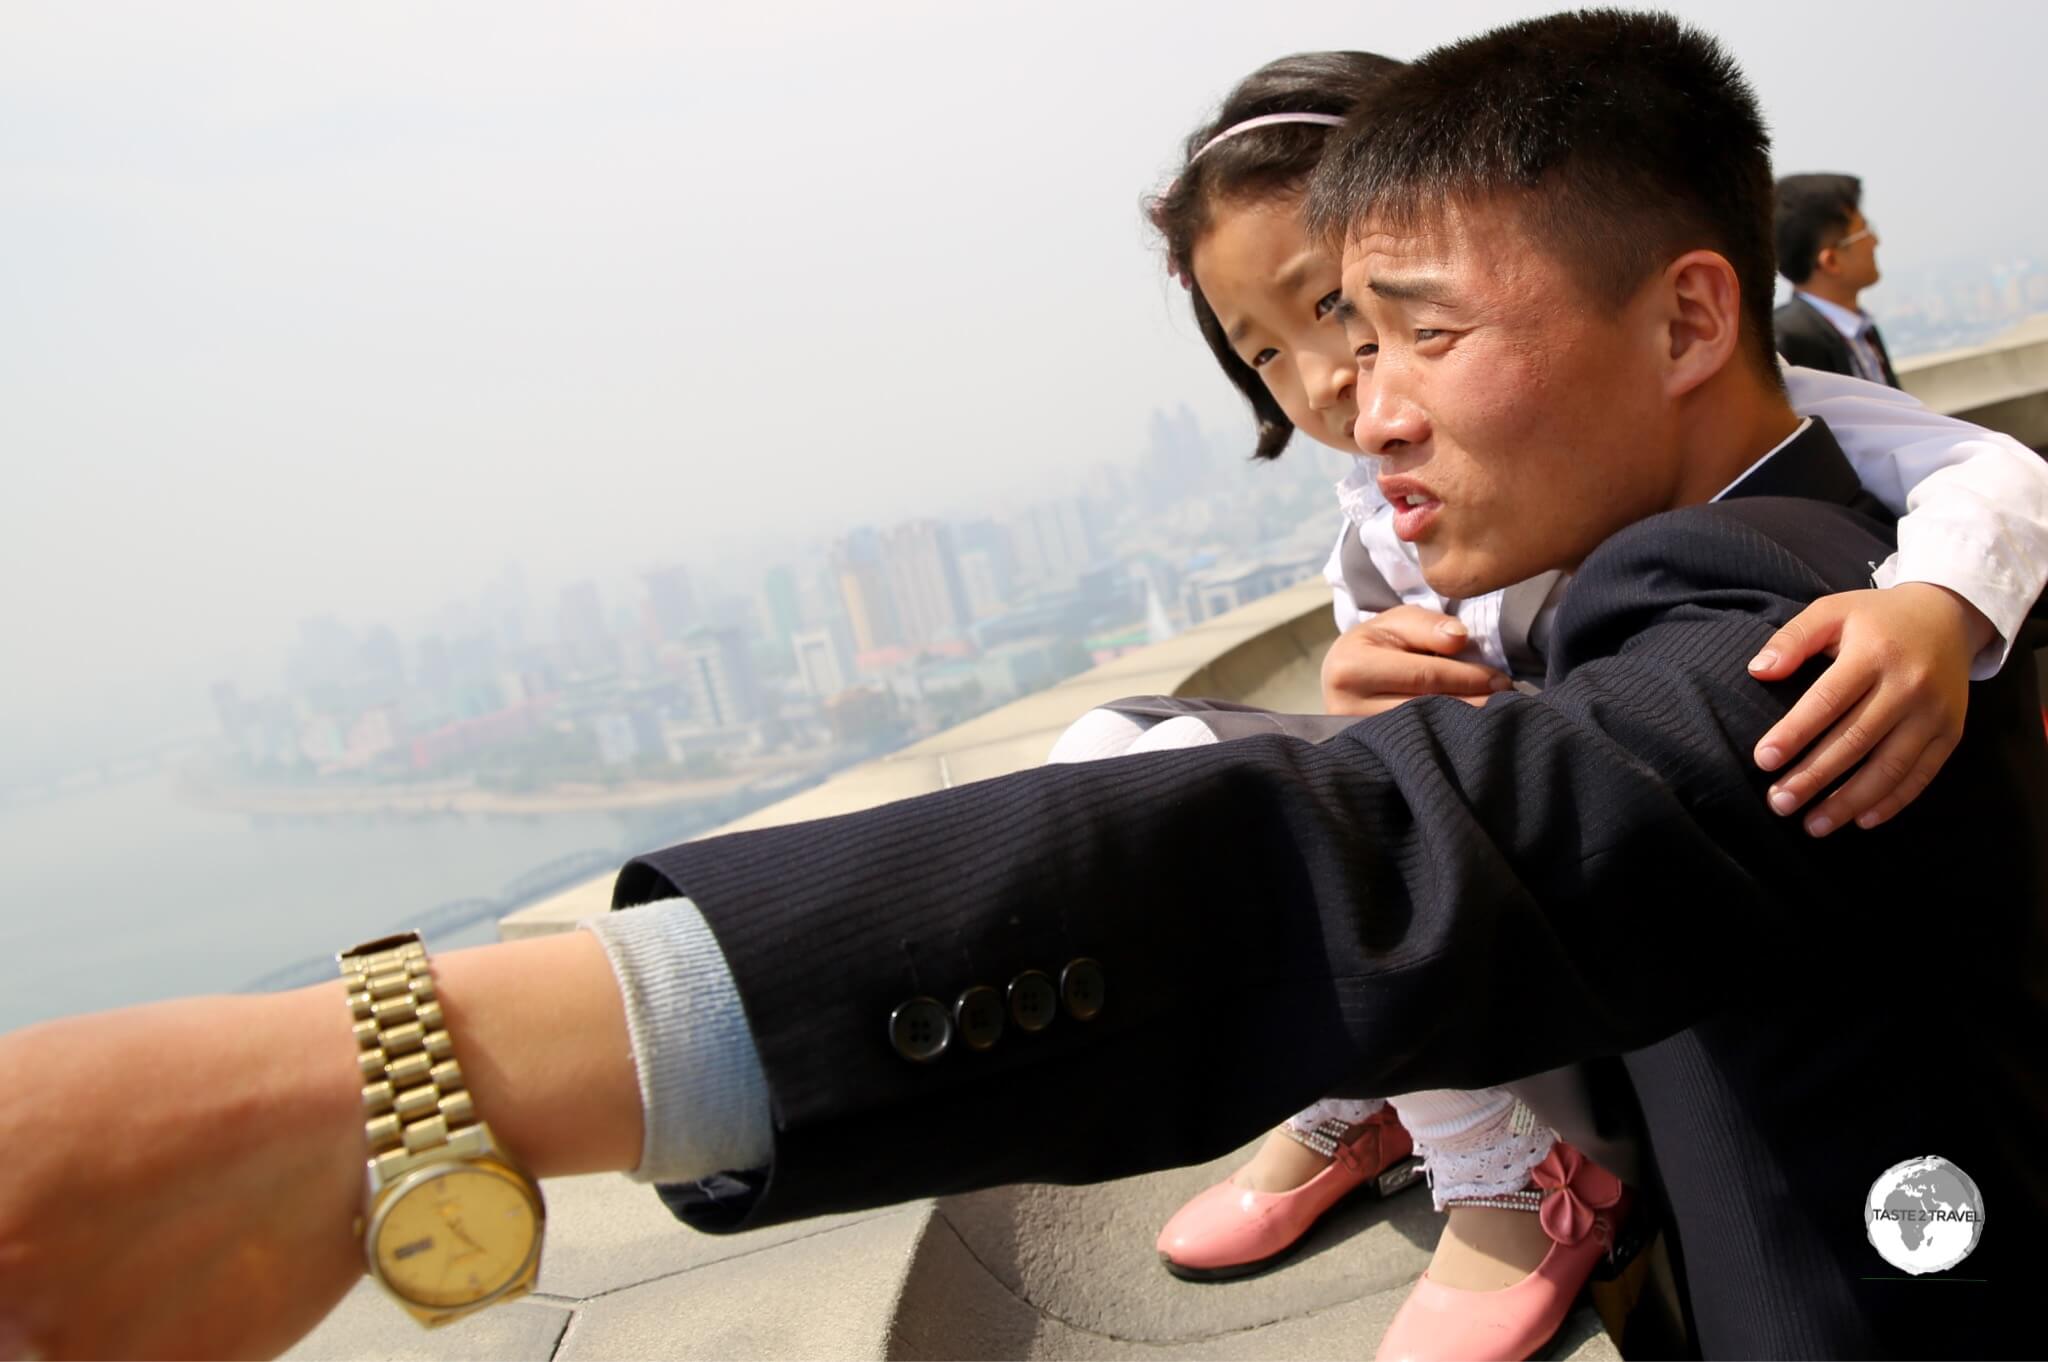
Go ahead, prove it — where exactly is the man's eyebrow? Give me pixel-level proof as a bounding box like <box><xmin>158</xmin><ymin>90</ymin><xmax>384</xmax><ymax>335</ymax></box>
<box><xmin>1333</xmin><ymin>294</ymin><xmax>1362</xmax><ymax>323</ymax></box>
<box><xmin>1367</xmin><ymin>274</ymin><xmax>1455</xmax><ymax>305</ymax></box>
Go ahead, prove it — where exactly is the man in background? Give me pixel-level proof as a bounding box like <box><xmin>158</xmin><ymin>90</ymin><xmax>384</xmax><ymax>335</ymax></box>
<box><xmin>1773</xmin><ymin>172</ymin><xmax>1900</xmax><ymax>385</ymax></box>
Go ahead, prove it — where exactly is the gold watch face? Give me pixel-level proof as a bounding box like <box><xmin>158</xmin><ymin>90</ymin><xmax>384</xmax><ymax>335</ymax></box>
<box><xmin>370</xmin><ymin>1163</ymin><xmax>541</xmax><ymax>1310</ymax></box>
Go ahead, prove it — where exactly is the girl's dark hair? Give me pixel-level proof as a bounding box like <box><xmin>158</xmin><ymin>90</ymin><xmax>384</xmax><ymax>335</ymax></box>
<box><xmin>1148</xmin><ymin>51</ymin><xmax>1405</xmax><ymax>461</ymax></box>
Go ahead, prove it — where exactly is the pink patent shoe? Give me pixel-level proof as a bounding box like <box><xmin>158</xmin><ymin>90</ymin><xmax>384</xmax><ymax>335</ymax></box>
<box><xmin>1157</xmin><ymin>1107</ymin><xmax>1422</xmax><ymax>1280</ymax></box>
<box><xmin>1374</xmin><ymin>1141</ymin><xmax>1629</xmax><ymax>1362</ymax></box>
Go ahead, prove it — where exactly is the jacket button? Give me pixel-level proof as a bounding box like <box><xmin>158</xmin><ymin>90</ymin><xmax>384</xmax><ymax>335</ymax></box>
<box><xmin>1060</xmin><ymin>958</ymin><xmax>1105</xmax><ymax>1021</ymax></box>
<box><xmin>955</xmin><ymin>986</ymin><xmax>1005</xmax><ymax>1051</ymax></box>
<box><xmin>888</xmin><ymin>997</ymin><xmax>952</xmax><ymax>1062</ymax></box>
<box><xmin>1008</xmin><ymin>970</ymin><xmax>1058</xmax><ymax>1033</ymax></box>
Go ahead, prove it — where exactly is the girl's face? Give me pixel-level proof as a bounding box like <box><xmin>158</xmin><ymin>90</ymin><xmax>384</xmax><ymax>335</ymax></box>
<box><xmin>1189</xmin><ymin>192</ymin><xmax>1366</xmax><ymax>456</ymax></box>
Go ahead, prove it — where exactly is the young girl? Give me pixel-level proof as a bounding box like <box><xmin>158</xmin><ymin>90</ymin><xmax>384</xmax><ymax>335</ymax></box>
<box><xmin>1048</xmin><ymin>51</ymin><xmax>2048</xmax><ymax>1362</ymax></box>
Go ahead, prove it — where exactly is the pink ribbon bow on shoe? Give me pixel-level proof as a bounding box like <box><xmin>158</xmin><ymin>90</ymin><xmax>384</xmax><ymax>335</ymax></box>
<box><xmin>1529</xmin><ymin>1143</ymin><xmax>1624</xmax><ymax>1247</ymax></box>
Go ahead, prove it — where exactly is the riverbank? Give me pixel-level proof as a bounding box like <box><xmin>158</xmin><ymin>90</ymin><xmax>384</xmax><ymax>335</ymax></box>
<box><xmin>175</xmin><ymin>755</ymin><xmax>825</xmax><ymax>818</ymax></box>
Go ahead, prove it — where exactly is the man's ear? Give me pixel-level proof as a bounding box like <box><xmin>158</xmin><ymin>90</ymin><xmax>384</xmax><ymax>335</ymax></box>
<box><xmin>1812</xmin><ymin>233</ymin><xmax>1848</xmax><ymax>282</ymax></box>
<box><xmin>1662</xmin><ymin>249</ymin><xmax>1742</xmax><ymax>399</ymax></box>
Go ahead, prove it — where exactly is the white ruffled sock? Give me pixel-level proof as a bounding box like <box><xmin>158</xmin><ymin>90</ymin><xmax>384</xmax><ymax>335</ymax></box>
<box><xmin>1387</xmin><ymin>1088</ymin><xmax>1558</xmax><ymax>1210</ymax></box>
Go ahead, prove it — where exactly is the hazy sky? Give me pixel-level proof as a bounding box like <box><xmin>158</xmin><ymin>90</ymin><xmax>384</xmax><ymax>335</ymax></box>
<box><xmin>3</xmin><ymin>1</ymin><xmax>2043</xmax><ymax>770</ymax></box>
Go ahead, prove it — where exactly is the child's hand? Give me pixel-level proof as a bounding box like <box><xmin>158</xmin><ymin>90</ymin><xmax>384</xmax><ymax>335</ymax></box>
<box><xmin>1322</xmin><ymin>605</ymin><xmax>1514</xmax><ymax>717</ymax></box>
<box><xmin>1746</xmin><ymin>584</ymin><xmax>1994</xmax><ymax>836</ymax></box>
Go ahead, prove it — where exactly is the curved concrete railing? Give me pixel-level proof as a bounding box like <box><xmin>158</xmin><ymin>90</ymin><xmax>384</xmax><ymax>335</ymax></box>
<box><xmin>1897</xmin><ymin>313</ymin><xmax>2048</xmax><ymax>450</ymax></box>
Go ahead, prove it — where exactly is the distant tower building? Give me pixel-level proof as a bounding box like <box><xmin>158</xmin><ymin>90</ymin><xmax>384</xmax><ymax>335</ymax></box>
<box><xmin>790</xmin><ymin>628</ymin><xmax>851</xmax><ymax>698</ymax></box>
<box><xmin>1007</xmin><ymin>498</ymin><xmax>1099</xmax><ymax>589</ymax></box>
<box><xmin>678</xmin><ymin>628</ymin><xmax>760</xmax><ymax>728</ymax></box>
<box><xmin>1143</xmin><ymin>575</ymin><xmax>1177</xmax><ymax>644</ymax></box>
<box><xmin>209</xmin><ymin>681</ymin><xmax>245</xmax><ymax>742</ymax></box>
<box><xmin>957</xmin><ymin>549</ymin><xmax>1006</xmax><ymax>620</ymax></box>
<box><xmin>359</xmin><ymin>625</ymin><xmax>405</xmax><ymax>689</ymax></box>
<box><xmin>1151</xmin><ymin>402</ymin><xmax>1213</xmax><ymax>477</ymax></box>
<box><xmin>591</xmin><ymin>712</ymin><xmax>641</xmax><ymax>767</ymax></box>
<box><xmin>642</xmin><ymin>564</ymin><xmax>698</xmax><ymax>643</ymax></box>
<box><xmin>286</xmin><ymin>616</ymin><xmax>358</xmax><ymax>695</ymax></box>
<box><xmin>761</xmin><ymin>564</ymin><xmax>804</xmax><ymax>646</ymax></box>
<box><xmin>954</xmin><ymin>518</ymin><xmax>1017</xmax><ymax>612</ymax></box>
<box><xmin>831</xmin><ymin>528</ymin><xmax>901</xmax><ymax>653</ymax></box>
<box><xmin>885</xmin><ymin>520</ymin><xmax>971</xmax><ymax>647</ymax></box>
<box><xmin>479</xmin><ymin>562</ymin><xmax>532</xmax><ymax>652</ymax></box>
<box><xmin>556</xmin><ymin>581</ymin><xmax>616</xmax><ymax>676</ymax></box>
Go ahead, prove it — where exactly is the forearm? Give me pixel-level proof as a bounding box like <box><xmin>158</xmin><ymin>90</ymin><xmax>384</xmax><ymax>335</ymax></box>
<box><xmin>0</xmin><ymin>932</ymin><xmax>646</xmax><ymax>1360</ymax></box>
<box><xmin>252</xmin><ymin>932</ymin><xmax>649</xmax><ymax>1181</ymax></box>
<box><xmin>427</xmin><ymin>930</ymin><xmax>644</xmax><ymax>1177</ymax></box>
<box><xmin>291</xmin><ymin>908</ymin><xmax>762</xmax><ymax>1194</ymax></box>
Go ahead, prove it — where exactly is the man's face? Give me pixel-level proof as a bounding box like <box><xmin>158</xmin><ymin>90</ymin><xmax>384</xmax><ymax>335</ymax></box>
<box><xmin>1827</xmin><ymin>209</ymin><xmax>1881</xmax><ymax>292</ymax></box>
<box><xmin>1338</xmin><ymin>199</ymin><xmax>1680</xmax><ymax>597</ymax></box>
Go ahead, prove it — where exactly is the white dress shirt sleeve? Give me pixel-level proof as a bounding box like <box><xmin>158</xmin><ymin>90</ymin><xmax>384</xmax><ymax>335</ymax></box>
<box><xmin>1783</xmin><ymin>364</ymin><xmax>2048</xmax><ymax>678</ymax></box>
<box><xmin>581</xmin><ymin>899</ymin><xmax>773</xmax><ymax>1184</ymax></box>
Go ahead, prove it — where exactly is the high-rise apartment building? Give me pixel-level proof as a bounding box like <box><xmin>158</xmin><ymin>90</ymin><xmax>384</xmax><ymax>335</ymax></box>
<box><xmin>1006</xmin><ymin>498</ymin><xmax>1099</xmax><ymax>590</ymax></box>
<box><xmin>556</xmin><ymin>581</ymin><xmax>616</xmax><ymax>676</ymax></box>
<box><xmin>677</xmin><ymin>628</ymin><xmax>759</xmax><ymax>729</ymax></box>
<box><xmin>790</xmin><ymin>628</ymin><xmax>850</xmax><ymax>699</ymax></box>
<box><xmin>761</xmin><ymin>564</ymin><xmax>803</xmax><ymax>646</ymax></box>
<box><xmin>884</xmin><ymin>520</ymin><xmax>971</xmax><ymax>648</ymax></box>
<box><xmin>830</xmin><ymin>528</ymin><xmax>900</xmax><ymax>654</ymax></box>
<box><xmin>642</xmin><ymin>564</ymin><xmax>698</xmax><ymax>643</ymax></box>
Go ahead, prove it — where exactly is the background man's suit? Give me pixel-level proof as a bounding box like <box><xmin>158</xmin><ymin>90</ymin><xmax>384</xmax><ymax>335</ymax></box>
<box><xmin>1775</xmin><ymin>293</ymin><xmax>1901</xmax><ymax>386</ymax></box>
<box><xmin>617</xmin><ymin>422</ymin><xmax>2047</xmax><ymax>1358</ymax></box>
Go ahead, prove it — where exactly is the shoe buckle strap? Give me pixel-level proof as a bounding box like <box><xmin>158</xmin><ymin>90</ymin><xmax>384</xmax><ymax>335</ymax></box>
<box><xmin>1281</xmin><ymin>1116</ymin><xmax>1371</xmax><ymax>1171</ymax></box>
<box><xmin>1442</xmin><ymin>1187</ymin><xmax>1545</xmax><ymax>1215</ymax></box>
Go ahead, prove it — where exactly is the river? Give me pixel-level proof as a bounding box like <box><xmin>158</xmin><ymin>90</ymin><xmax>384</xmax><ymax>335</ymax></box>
<box><xmin>0</xmin><ymin>772</ymin><xmax>708</xmax><ymax>1032</ymax></box>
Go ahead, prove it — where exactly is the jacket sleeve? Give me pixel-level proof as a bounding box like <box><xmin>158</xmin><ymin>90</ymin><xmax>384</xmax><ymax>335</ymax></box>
<box><xmin>614</xmin><ymin>502</ymin><xmax>1883</xmax><ymax>1231</ymax></box>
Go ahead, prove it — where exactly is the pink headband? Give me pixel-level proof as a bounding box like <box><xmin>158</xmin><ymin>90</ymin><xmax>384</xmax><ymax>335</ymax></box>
<box><xmin>1165</xmin><ymin>112</ymin><xmax>1349</xmax><ymax>290</ymax></box>
<box><xmin>1190</xmin><ymin>111</ymin><xmax>1347</xmax><ymax>162</ymax></box>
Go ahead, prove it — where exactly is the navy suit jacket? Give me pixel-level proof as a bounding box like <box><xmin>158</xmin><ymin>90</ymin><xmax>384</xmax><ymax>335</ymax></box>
<box><xmin>618</xmin><ymin>420</ymin><xmax>2047</xmax><ymax>1358</ymax></box>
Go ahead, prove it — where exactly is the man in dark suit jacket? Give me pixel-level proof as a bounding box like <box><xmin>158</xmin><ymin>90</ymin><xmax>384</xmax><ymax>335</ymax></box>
<box><xmin>2</xmin><ymin>14</ymin><xmax>2040</xmax><ymax>1362</ymax></box>
<box><xmin>1773</xmin><ymin>173</ymin><xmax>1902</xmax><ymax>385</ymax></box>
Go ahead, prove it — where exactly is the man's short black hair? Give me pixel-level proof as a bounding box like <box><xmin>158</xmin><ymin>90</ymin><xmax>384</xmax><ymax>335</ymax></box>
<box><xmin>1774</xmin><ymin>173</ymin><xmax>1863</xmax><ymax>285</ymax></box>
<box><xmin>1304</xmin><ymin>8</ymin><xmax>1780</xmax><ymax>382</ymax></box>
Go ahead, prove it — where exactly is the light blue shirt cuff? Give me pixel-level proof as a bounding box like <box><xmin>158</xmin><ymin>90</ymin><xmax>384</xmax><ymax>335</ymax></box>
<box><xmin>580</xmin><ymin>897</ymin><xmax>773</xmax><ymax>1184</ymax></box>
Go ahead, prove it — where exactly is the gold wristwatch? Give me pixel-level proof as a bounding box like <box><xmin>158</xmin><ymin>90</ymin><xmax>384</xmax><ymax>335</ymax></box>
<box><xmin>339</xmin><ymin>931</ymin><xmax>545</xmax><ymax>1327</ymax></box>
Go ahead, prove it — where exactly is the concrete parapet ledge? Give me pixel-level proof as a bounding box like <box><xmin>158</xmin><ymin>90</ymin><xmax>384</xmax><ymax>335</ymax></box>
<box><xmin>1898</xmin><ymin>312</ymin><xmax>2048</xmax><ymax>450</ymax></box>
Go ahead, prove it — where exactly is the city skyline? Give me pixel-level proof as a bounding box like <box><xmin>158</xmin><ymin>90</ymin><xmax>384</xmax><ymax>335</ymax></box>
<box><xmin>1</xmin><ymin>397</ymin><xmax>1337</xmax><ymax>797</ymax></box>
<box><xmin>5</xmin><ymin>1</ymin><xmax>2045</xmax><ymax>779</ymax></box>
